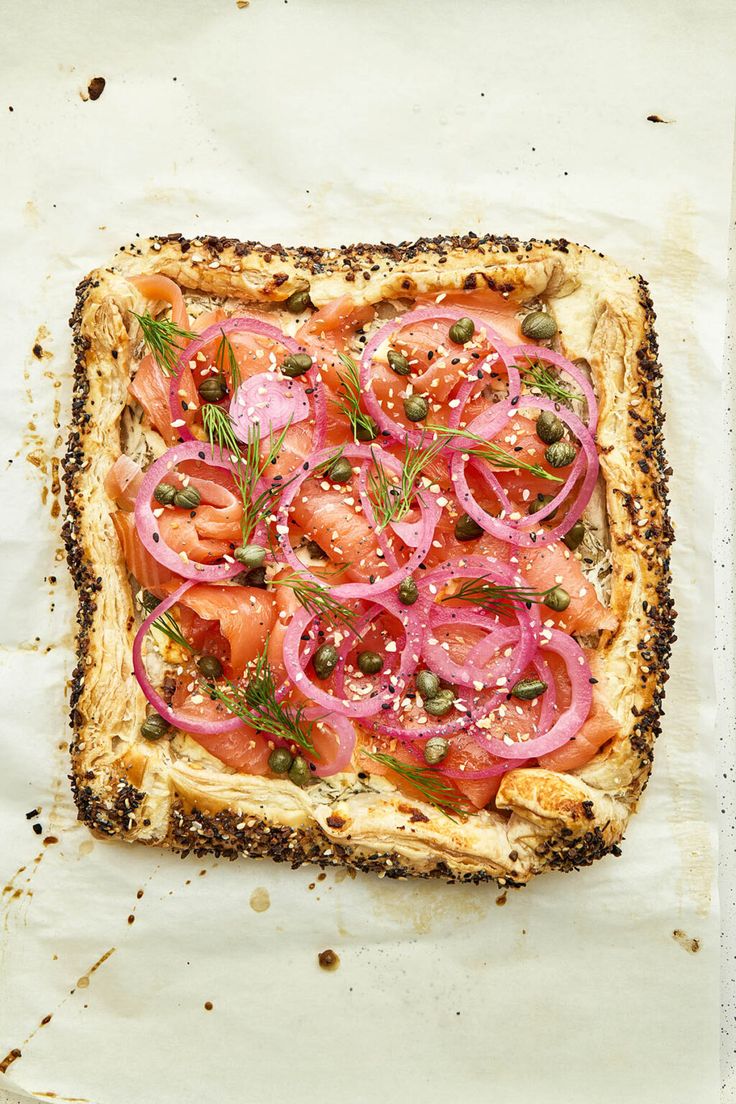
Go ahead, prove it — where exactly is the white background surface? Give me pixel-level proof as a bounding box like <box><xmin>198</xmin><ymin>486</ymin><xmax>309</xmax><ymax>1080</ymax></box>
<box><xmin>1</xmin><ymin>2</ymin><xmax>734</xmax><ymax>1102</ymax></box>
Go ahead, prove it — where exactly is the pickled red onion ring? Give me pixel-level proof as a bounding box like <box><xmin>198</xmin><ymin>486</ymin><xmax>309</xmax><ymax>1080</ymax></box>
<box><xmin>230</xmin><ymin>372</ymin><xmax>309</xmax><ymax>440</ymax></box>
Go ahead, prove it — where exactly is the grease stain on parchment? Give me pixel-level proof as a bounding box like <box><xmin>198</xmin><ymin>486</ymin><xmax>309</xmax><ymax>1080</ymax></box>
<box><xmin>672</xmin><ymin>928</ymin><xmax>701</xmax><ymax>954</ymax></box>
<box><xmin>369</xmin><ymin>881</ymin><xmax>491</xmax><ymax>935</ymax></box>
<box><xmin>249</xmin><ymin>886</ymin><xmax>270</xmax><ymax>913</ymax></box>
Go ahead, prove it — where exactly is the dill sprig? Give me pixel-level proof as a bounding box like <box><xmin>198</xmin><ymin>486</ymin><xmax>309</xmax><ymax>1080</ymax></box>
<box><xmin>334</xmin><ymin>353</ymin><xmax>377</xmax><ymax>441</ymax></box>
<box><xmin>367</xmin><ymin>436</ymin><xmax>447</xmax><ymax>531</ymax></box>
<box><xmin>131</xmin><ymin>311</ymin><xmax>197</xmax><ymax>377</ymax></box>
<box><xmin>364</xmin><ymin>751</ymin><xmax>468</xmax><ymax>820</ymax></box>
<box><xmin>427</xmin><ymin>423</ymin><xmax>562</xmax><ymax>483</ymax></box>
<box><xmin>203</xmin><ymin>648</ymin><xmax>316</xmax><ymax>755</ymax></box>
<box><xmin>215</xmin><ymin>329</ymin><xmax>242</xmax><ymax>392</ymax></box>
<box><xmin>151</xmin><ymin>610</ymin><xmax>193</xmax><ymax>652</ymax></box>
<box><xmin>272</xmin><ymin>573</ymin><xmax>359</xmax><ymax>634</ymax></box>
<box><xmin>440</xmin><ymin>575</ymin><xmax>555</xmax><ymax>616</ymax></box>
<box><xmin>201</xmin><ymin>405</ymin><xmax>294</xmax><ymax>544</ymax></box>
<box><xmin>314</xmin><ymin>444</ymin><xmax>347</xmax><ymax>475</ymax></box>
<box><xmin>520</xmin><ymin>357</ymin><xmax>577</xmax><ymax>404</ymax></box>
<box><xmin>201</xmin><ymin>402</ymin><xmax>242</xmax><ymax>461</ymax></box>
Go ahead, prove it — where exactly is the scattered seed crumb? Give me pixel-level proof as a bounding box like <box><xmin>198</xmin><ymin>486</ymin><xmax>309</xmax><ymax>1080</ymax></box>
<box><xmin>32</xmin><ymin>823</ymin><xmax>42</xmax><ymax>835</ymax></box>
<box><xmin>204</xmin><ymin>1000</ymin><xmax>213</xmax><ymax>1011</ymax></box>
<box><xmin>318</xmin><ymin>949</ymin><xmax>340</xmax><ymax>971</ymax></box>
<box><xmin>87</xmin><ymin>76</ymin><xmax>106</xmax><ymax>101</ymax></box>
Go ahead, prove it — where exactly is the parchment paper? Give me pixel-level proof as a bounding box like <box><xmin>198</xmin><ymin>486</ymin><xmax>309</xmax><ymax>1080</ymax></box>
<box><xmin>1</xmin><ymin>2</ymin><xmax>734</xmax><ymax>1102</ymax></box>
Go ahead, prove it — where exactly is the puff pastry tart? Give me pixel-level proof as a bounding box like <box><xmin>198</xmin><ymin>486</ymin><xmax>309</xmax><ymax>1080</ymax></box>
<box><xmin>63</xmin><ymin>234</ymin><xmax>674</xmax><ymax>885</ymax></box>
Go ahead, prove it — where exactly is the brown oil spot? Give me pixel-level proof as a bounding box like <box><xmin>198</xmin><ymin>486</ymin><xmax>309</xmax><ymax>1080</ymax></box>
<box><xmin>199</xmin><ymin>868</ymin><xmax>207</xmax><ymax>876</ymax></box>
<box><xmin>136</xmin><ymin>889</ymin><xmax>144</xmax><ymax>900</ymax></box>
<box><xmin>495</xmin><ymin>892</ymin><xmax>507</xmax><ymax>906</ymax></box>
<box><xmin>76</xmin><ymin>946</ymin><xmax>116</xmax><ymax>989</ymax></box>
<box><xmin>672</xmin><ymin>929</ymin><xmax>700</xmax><ymax>954</ymax></box>
<box><xmin>318</xmin><ymin>949</ymin><xmax>340</xmax><ymax>972</ymax></box>
<box><xmin>204</xmin><ymin>1000</ymin><xmax>214</xmax><ymax>1011</ymax></box>
<box><xmin>249</xmin><ymin>887</ymin><xmax>270</xmax><ymax>913</ymax></box>
<box><xmin>43</xmin><ymin>836</ymin><xmax>59</xmax><ymax>847</ymax></box>
<box><xmin>87</xmin><ymin>77</ymin><xmax>106</xmax><ymax>101</ymax></box>
<box><xmin>236</xmin><ymin>0</ymin><xmax>250</xmax><ymax>7</ymax></box>
<box><xmin>127</xmin><ymin>915</ymin><xmax>135</xmax><ymax>925</ymax></box>
<box><xmin>317</xmin><ymin>871</ymin><xmax>327</xmax><ymax>881</ymax></box>
<box><xmin>308</xmin><ymin>882</ymin><xmax>315</xmax><ymax>890</ymax></box>
<box><xmin>0</xmin><ymin>1048</ymin><xmax>21</xmax><ymax>1074</ymax></box>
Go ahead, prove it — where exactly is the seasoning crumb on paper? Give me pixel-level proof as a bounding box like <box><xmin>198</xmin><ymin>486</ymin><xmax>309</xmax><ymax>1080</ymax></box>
<box><xmin>647</xmin><ymin>114</ymin><xmax>673</xmax><ymax>124</ymax></box>
<box><xmin>249</xmin><ymin>886</ymin><xmax>270</xmax><ymax>912</ymax></box>
<box><xmin>87</xmin><ymin>77</ymin><xmax>106</xmax><ymax>101</ymax></box>
<box><xmin>204</xmin><ymin>1001</ymin><xmax>214</xmax><ymax>1011</ymax></box>
<box><xmin>318</xmin><ymin>949</ymin><xmax>340</xmax><ymax>972</ymax></box>
<box><xmin>672</xmin><ymin>929</ymin><xmax>701</xmax><ymax>954</ymax></box>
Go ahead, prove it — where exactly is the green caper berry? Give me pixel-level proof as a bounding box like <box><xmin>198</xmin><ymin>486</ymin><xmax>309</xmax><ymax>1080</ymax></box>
<box><xmin>454</xmin><ymin>513</ymin><xmax>484</xmax><ymax>542</ymax></box>
<box><xmin>403</xmin><ymin>394</ymin><xmax>429</xmax><ymax>422</ymax></box>
<box><xmin>510</xmin><ymin>676</ymin><xmax>548</xmax><ymax>701</ymax></box>
<box><xmin>328</xmin><ymin>457</ymin><xmax>353</xmax><ymax>484</ymax></box>
<box><xmin>449</xmin><ymin>317</ymin><xmax>475</xmax><ymax>344</ymax></box>
<box><xmin>140</xmin><ymin>714</ymin><xmax>170</xmax><ymax>741</ymax></box>
<box><xmin>528</xmin><ymin>494</ymin><xmax>558</xmax><ymax>520</ymax></box>
<box><xmin>397</xmin><ymin>576</ymin><xmax>419</xmax><ymax>605</ymax></box>
<box><xmin>281</xmin><ymin>353</ymin><xmax>313</xmax><ymax>378</ymax></box>
<box><xmin>424</xmin><ymin>690</ymin><xmax>455</xmax><ymax>717</ymax></box>
<box><xmin>284</xmin><ymin>288</ymin><xmax>312</xmax><ymax>314</ymax></box>
<box><xmin>423</xmin><ymin>736</ymin><xmax>450</xmax><ymax>765</ymax></box>
<box><xmin>545</xmin><ymin>440</ymin><xmax>577</xmax><ymax>468</ymax></box>
<box><xmin>562</xmin><ymin>520</ymin><xmax>586</xmax><ymax>551</ymax></box>
<box><xmin>387</xmin><ymin>349</ymin><xmax>411</xmax><ymax>376</ymax></box>
<box><xmin>521</xmin><ymin>310</ymin><xmax>557</xmax><ymax>341</ymax></box>
<box><xmin>288</xmin><ymin>756</ymin><xmax>311</xmax><ymax>786</ymax></box>
<box><xmin>269</xmin><ymin>747</ymin><xmax>293</xmax><ymax>774</ymax></box>
<box><xmin>234</xmin><ymin>544</ymin><xmax>266</xmax><ymax>569</ymax></box>
<box><xmin>544</xmin><ymin>586</ymin><xmax>570</xmax><ymax>612</ymax></box>
<box><xmin>141</xmin><ymin>590</ymin><xmax>160</xmax><ymax>615</ymax></box>
<box><xmin>154</xmin><ymin>482</ymin><xmax>177</xmax><ymax>506</ymax></box>
<box><xmin>356</xmin><ymin>416</ymin><xmax>378</xmax><ymax>441</ymax></box>
<box><xmin>173</xmin><ymin>486</ymin><xmax>202</xmax><ymax>510</ymax></box>
<box><xmin>416</xmin><ymin>670</ymin><xmax>440</xmax><ymax>701</ymax></box>
<box><xmin>536</xmin><ymin>411</ymin><xmax>564</xmax><ymax>445</ymax></box>
<box><xmin>198</xmin><ymin>375</ymin><xmax>228</xmax><ymax>403</ymax></box>
<box><xmin>313</xmin><ymin>644</ymin><xmax>338</xmax><ymax>679</ymax></box>
<box><xmin>357</xmin><ymin>650</ymin><xmax>384</xmax><ymax>675</ymax></box>
<box><xmin>197</xmin><ymin>654</ymin><xmax>223</xmax><ymax>680</ymax></box>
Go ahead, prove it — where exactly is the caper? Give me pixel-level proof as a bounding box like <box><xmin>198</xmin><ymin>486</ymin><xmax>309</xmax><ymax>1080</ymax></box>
<box><xmin>281</xmin><ymin>353</ymin><xmax>313</xmax><ymax>378</ymax></box>
<box><xmin>423</xmin><ymin>736</ymin><xmax>450</xmax><ymax>765</ymax></box>
<box><xmin>511</xmin><ymin>676</ymin><xmax>548</xmax><ymax>701</ymax></box>
<box><xmin>403</xmin><ymin>395</ymin><xmax>429</xmax><ymax>422</ymax></box>
<box><xmin>387</xmin><ymin>349</ymin><xmax>411</xmax><ymax>376</ymax></box>
<box><xmin>449</xmin><ymin>317</ymin><xmax>475</xmax><ymax>345</ymax></box>
<box><xmin>454</xmin><ymin>513</ymin><xmax>484</xmax><ymax>542</ymax></box>
<box><xmin>234</xmin><ymin>544</ymin><xmax>266</xmax><ymax>569</ymax></box>
<box><xmin>141</xmin><ymin>590</ymin><xmax>160</xmax><ymax>614</ymax></box>
<box><xmin>424</xmin><ymin>689</ymin><xmax>455</xmax><ymax>717</ymax></box>
<box><xmin>521</xmin><ymin>310</ymin><xmax>557</xmax><ymax>341</ymax></box>
<box><xmin>416</xmin><ymin>670</ymin><xmax>440</xmax><ymax>701</ymax></box>
<box><xmin>284</xmin><ymin>288</ymin><xmax>312</xmax><ymax>314</ymax></box>
<box><xmin>357</xmin><ymin>650</ymin><xmax>383</xmax><ymax>675</ymax></box>
<box><xmin>528</xmin><ymin>494</ymin><xmax>558</xmax><ymax>520</ymax></box>
<box><xmin>544</xmin><ymin>586</ymin><xmax>570</xmax><ymax>612</ymax></box>
<box><xmin>198</xmin><ymin>375</ymin><xmax>228</xmax><ymax>403</ymax></box>
<box><xmin>173</xmin><ymin>486</ymin><xmax>201</xmax><ymax>510</ymax></box>
<box><xmin>398</xmin><ymin>576</ymin><xmax>419</xmax><ymax>605</ymax></box>
<box><xmin>288</xmin><ymin>756</ymin><xmax>311</xmax><ymax>786</ymax></box>
<box><xmin>313</xmin><ymin>644</ymin><xmax>338</xmax><ymax>679</ymax></box>
<box><xmin>356</xmin><ymin>416</ymin><xmax>378</xmax><ymax>442</ymax></box>
<box><xmin>328</xmin><ymin>457</ymin><xmax>353</xmax><ymax>484</ymax></box>
<box><xmin>197</xmin><ymin>654</ymin><xmax>223</xmax><ymax>680</ymax></box>
<box><xmin>536</xmin><ymin>410</ymin><xmax>564</xmax><ymax>445</ymax></box>
<box><xmin>562</xmin><ymin>520</ymin><xmax>585</xmax><ymax>551</ymax></box>
<box><xmin>140</xmin><ymin>714</ymin><xmax>170</xmax><ymax>741</ymax></box>
<box><xmin>269</xmin><ymin>747</ymin><xmax>293</xmax><ymax>774</ymax></box>
<box><xmin>545</xmin><ymin>440</ymin><xmax>577</xmax><ymax>468</ymax></box>
<box><xmin>154</xmin><ymin>482</ymin><xmax>177</xmax><ymax>506</ymax></box>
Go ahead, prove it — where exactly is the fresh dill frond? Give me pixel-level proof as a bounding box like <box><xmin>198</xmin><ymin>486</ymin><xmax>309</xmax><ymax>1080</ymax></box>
<box><xmin>201</xmin><ymin>402</ymin><xmax>243</xmax><ymax>461</ymax></box>
<box><xmin>440</xmin><ymin>576</ymin><xmax>555</xmax><ymax>616</ymax></box>
<box><xmin>272</xmin><ymin>573</ymin><xmax>359</xmax><ymax>634</ymax></box>
<box><xmin>151</xmin><ymin>610</ymin><xmax>193</xmax><ymax>652</ymax></box>
<box><xmin>203</xmin><ymin>648</ymin><xmax>316</xmax><ymax>755</ymax></box>
<box><xmin>367</xmin><ymin>436</ymin><xmax>447</xmax><ymax>530</ymax></box>
<box><xmin>314</xmin><ymin>444</ymin><xmax>347</xmax><ymax>475</ymax></box>
<box><xmin>427</xmin><ymin>423</ymin><xmax>562</xmax><ymax>483</ymax></box>
<box><xmin>131</xmin><ymin>311</ymin><xmax>197</xmax><ymax>377</ymax></box>
<box><xmin>364</xmin><ymin>751</ymin><xmax>468</xmax><ymax>820</ymax></box>
<box><xmin>520</xmin><ymin>357</ymin><xmax>577</xmax><ymax>404</ymax></box>
<box><xmin>215</xmin><ymin>329</ymin><xmax>242</xmax><ymax>392</ymax></box>
<box><xmin>334</xmin><ymin>353</ymin><xmax>377</xmax><ymax>441</ymax></box>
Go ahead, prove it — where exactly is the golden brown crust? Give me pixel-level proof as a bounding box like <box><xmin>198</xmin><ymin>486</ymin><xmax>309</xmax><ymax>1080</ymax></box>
<box><xmin>63</xmin><ymin>233</ymin><xmax>674</xmax><ymax>884</ymax></box>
